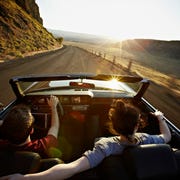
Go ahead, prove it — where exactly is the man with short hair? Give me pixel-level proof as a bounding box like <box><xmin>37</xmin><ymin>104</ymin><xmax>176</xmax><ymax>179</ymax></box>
<box><xmin>0</xmin><ymin>95</ymin><xmax>61</xmax><ymax>158</ymax></box>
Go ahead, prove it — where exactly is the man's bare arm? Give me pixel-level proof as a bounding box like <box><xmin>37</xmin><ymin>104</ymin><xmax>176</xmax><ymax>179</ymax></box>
<box><xmin>47</xmin><ymin>96</ymin><xmax>60</xmax><ymax>138</ymax></box>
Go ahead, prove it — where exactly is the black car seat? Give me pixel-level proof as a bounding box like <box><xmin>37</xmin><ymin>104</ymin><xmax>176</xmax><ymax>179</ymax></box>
<box><xmin>122</xmin><ymin>144</ymin><xmax>179</xmax><ymax>180</ymax></box>
<box><xmin>98</xmin><ymin>154</ymin><xmax>129</xmax><ymax>180</ymax></box>
<box><xmin>0</xmin><ymin>151</ymin><xmax>41</xmax><ymax>176</ymax></box>
<box><xmin>174</xmin><ymin>149</ymin><xmax>180</xmax><ymax>179</ymax></box>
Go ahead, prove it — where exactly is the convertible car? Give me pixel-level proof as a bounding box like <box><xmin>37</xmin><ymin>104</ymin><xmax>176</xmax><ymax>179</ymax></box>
<box><xmin>0</xmin><ymin>73</ymin><xmax>180</xmax><ymax>179</ymax></box>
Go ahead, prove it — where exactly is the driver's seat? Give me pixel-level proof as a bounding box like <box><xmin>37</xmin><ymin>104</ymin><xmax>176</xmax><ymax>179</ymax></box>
<box><xmin>0</xmin><ymin>151</ymin><xmax>41</xmax><ymax>176</ymax></box>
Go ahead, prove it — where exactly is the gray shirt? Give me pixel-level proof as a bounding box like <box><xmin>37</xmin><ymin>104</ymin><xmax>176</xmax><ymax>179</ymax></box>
<box><xmin>83</xmin><ymin>133</ymin><xmax>165</xmax><ymax>168</ymax></box>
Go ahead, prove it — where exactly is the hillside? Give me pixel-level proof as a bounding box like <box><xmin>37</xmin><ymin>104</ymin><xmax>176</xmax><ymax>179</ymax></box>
<box><xmin>0</xmin><ymin>0</ymin><xmax>60</xmax><ymax>60</ymax></box>
<box><xmin>111</xmin><ymin>39</ymin><xmax>180</xmax><ymax>78</ymax></box>
<box><xmin>114</xmin><ymin>39</ymin><xmax>180</xmax><ymax>59</ymax></box>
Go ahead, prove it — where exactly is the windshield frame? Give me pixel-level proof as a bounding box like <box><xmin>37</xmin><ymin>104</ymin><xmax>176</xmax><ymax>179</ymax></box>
<box><xmin>9</xmin><ymin>74</ymin><xmax>149</xmax><ymax>99</ymax></box>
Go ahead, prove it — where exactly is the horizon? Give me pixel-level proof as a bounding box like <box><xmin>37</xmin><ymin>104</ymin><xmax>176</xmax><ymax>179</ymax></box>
<box><xmin>48</xmin><ymin>28</ymin><xmax>180</xmax><ymax>42</ymax></box>
<box><xmin>36</xmin><ymin>0</ymin><xmax>180</xmax><ymax>41</ymax></box>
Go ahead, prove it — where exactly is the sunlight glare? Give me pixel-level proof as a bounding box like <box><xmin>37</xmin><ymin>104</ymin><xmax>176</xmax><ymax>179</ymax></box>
<box><xmin>108</xmin><ymin>78</ymin><xmax>120</xmax><ymax>89</ymax></box>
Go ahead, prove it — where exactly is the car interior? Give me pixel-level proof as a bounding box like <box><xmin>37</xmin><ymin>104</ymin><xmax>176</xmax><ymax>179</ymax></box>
<box><xmin>0</xmin><ymin>94</ymin><xmax>180</xmax><ymax>179</ymax></box>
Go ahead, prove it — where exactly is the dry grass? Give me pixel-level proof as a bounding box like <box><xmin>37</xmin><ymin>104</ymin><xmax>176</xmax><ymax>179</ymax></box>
<box><xmin>128</xmin><ymin>62</ymin><xmax>180</xmax><ymax>95</ymax></box>
<box><xmin>64</xmin><ymin>41</ymin><xmax>180</xmax><ymax>97</ymax></box>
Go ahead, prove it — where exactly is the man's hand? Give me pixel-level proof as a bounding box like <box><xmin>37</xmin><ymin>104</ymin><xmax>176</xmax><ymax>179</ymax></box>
<box><xmin>47</xmin><ymin>95</ymin><xmax>59</xmax><ymax>110</ymax></box>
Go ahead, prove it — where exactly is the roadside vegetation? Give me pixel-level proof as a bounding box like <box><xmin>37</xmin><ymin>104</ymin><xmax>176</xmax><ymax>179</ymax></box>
<box><xmin>0</xmin><ymin>0</ymin><xmax>62</xmax><ymax>60</ymax></box>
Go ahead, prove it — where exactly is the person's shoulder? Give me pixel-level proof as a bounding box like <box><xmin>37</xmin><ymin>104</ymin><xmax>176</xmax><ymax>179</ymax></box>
<box><xmin>95</xmin><ymin>136</ymin><xmax>116</xmax><ymax>142</ymax></box>
<box><xmin>95</xmin><ymin>136</ymin><xmax>119</xmax><ymax>148</ymax></box>
<box><xmin>42</xmin><ymin>134</ymin><xmax>59</xmax><ymax>146</ymax></box>
<box><xmin>135</xmin><ymin>132</ymin><xmax>150</xmax><ymax>144</ymax></box>
<box><xmin>135</xmin><ymin>132</ymin><xmax>165</xmax><ymax>144</ymax></box>
<box><xmin>25</xmin><ymin>135</ymin><xmax>58</xmax><ymax>149</ymax></box>
<box><xmin>30</xmin><ymin>134</ymin><xmax>58</xmax><ymax>144</ymax></box>
<box><xmin>135</xmin><ymin>132</ymin><xmax>149</xmax><ymax>138</ymax></box>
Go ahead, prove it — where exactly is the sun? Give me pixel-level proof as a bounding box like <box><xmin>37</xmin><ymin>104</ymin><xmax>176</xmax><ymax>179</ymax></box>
<box><xmin>108</xmin><ymin>78</ymin><xmax>120</xmax><ymax>89</ymax></box>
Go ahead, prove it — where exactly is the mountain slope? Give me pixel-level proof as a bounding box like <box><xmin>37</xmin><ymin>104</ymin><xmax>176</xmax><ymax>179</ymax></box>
<box><xmin>120</xmin><ymin>39</ymin><xmax>180</xmax><ymax>59</ymax></box>
<box><xmin>0</xmin><ymin>0</ymin><xmax>60</xmax><ymax>60</ymax></box>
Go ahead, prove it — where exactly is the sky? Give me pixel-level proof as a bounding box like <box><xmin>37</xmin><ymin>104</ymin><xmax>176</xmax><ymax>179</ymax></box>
<box><xmin>35</xmin><ymin>0</ymin><xmax>180</xmax><ymax>41</ymax></box>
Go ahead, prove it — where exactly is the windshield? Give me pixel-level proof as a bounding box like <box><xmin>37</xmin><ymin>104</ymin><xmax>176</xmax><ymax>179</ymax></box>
<box><xmin>19</xmin><ymin>78</ymin><xmax>137</xmax><ymax>95</ymax></box>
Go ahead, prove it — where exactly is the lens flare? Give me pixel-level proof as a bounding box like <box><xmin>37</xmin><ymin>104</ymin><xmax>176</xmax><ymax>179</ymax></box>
<box><xmin>108</xmin><ymin>78</ymin><xmax>120</xmax><ymax>89</ymax></box>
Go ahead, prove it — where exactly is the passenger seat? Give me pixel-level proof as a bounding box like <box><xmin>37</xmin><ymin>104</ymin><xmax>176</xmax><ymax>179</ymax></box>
<box><xmin>0</xmin><ymin>151</ymin><xmax>41</xmax><ymax>176</ymax></box>
<box><xmin>122</xmin><ymin>144</ymin><xmax>179</xmax><ymax>180</ymax></box>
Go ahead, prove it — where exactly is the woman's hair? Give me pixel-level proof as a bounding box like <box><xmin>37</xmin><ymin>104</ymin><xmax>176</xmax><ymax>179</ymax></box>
<box><xmin>108</xmin><ymin>99</ymin><xmax>140</xmax><ymax>138</ymax></box>
<box><xmin>1</xmin><ymin>104</ymin><xmax>34</xmax><ymax>144</ymax></box>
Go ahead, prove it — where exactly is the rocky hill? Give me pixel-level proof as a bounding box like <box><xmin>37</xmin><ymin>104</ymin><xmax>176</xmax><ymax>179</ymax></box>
<box><xmin>15</xmin><ymin>0</ymin><xmax>43</xmax><ymax>24</ymax></box>
<box><xmin>0</xmin><ymin>0</ymin><xmax>60</xmax><ymax>60</ymax></box>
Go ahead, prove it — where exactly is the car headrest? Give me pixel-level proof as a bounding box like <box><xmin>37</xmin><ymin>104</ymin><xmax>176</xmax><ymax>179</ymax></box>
<box><xmin>0</xmin><ymin>151</ymin><xmax>41</xmax><ymax>176</ymax></box>
<box><xmin>122</xmin><ymin>144</ymin><xmax>178</xmax><ymax>180</ymax></box>
<box><xmin>98</xmin><ymin>155</ymin><xmax>129</xmax><ymax>180</ymax></box>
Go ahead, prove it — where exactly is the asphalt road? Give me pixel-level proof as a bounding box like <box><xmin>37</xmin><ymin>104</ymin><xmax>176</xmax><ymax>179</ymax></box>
<box><xmin>0</xmin><ymin>45</ymin><xmax>179</xmax><ymax>128</ymax></box>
